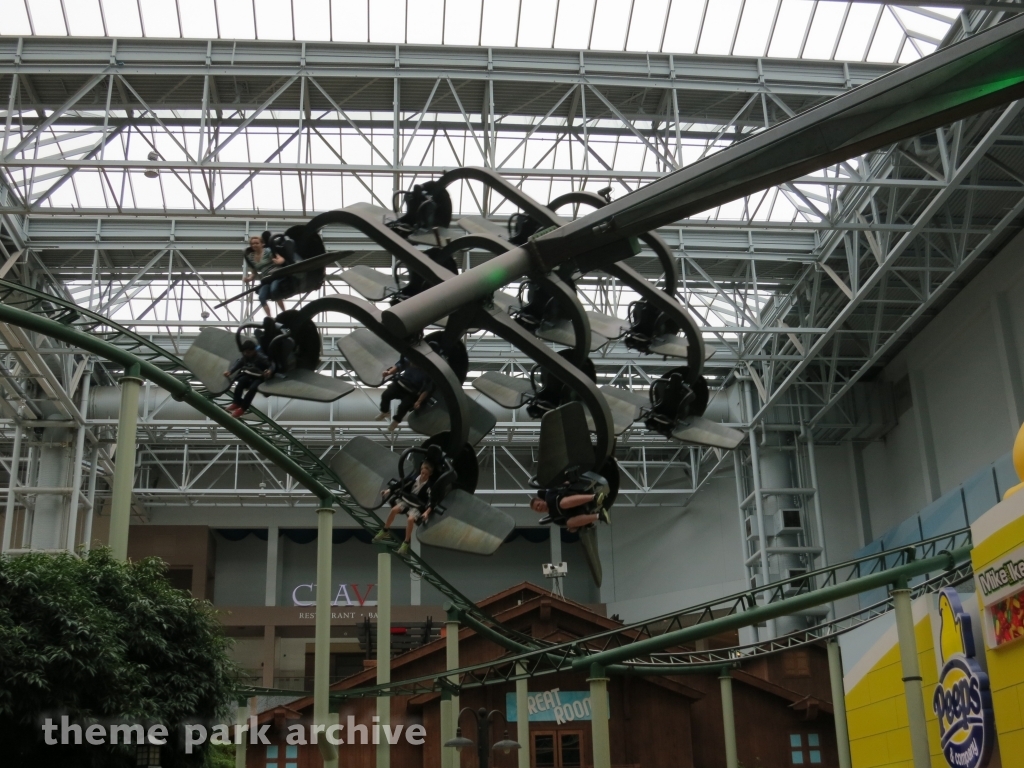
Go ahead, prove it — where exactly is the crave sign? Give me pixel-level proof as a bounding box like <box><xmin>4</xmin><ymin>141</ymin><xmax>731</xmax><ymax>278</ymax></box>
<box><xmin>932</xmin><ymin>588</ymin><xmax>994</xmax><ymax>768</ymax></box>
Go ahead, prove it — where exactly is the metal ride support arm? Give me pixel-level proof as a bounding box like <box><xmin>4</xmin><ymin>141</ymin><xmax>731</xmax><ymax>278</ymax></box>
<box><xmin>383</xmin><ymin>15</ymin><xmax>1024</xmax><ymax>337</ymax></box>
<box><xmin>436</xmin><ymin>168</ymin><xmax>593</xmax><ymax>359</ymax></box>
<box><xmin>299</xmin><ymin>295</ymin><xmax>470</xmax><ymax>452</ymax></box>
<box><xmin>306</xmin><ymin>208</ymin><xmax>457</xmax><ymax>287</ymax></box>
<box><xmin>437</xmin><ymin>166</ymin><xmax>560</xmax><ymax>226</ymax></box>
<box><xmin>473</xmin><ymin>304</ymin><xmax>614</xmax><ymax>469</ymax></box>
<box><xmin>546</xmin><ymin>190</ymin><xmax>703</xmax><ymax>375</ymax></box>
<box><xmin>547</xmin><ymin>190</ymin><xmax>680</xmax><ymax>297</ymax></box>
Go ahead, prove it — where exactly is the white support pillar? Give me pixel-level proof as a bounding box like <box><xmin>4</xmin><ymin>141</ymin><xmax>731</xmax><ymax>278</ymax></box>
<box><xmin>588</xmin><ymin>666</ymin><xmax>611</xmax><ymax>768</ymax></box>
<box><xmin>445</xmin><ymin>606</ymin><xmax>460</xmax><ymax>767</ymax></box>
<box><xmin>314</xmin><ymin>507</ymin><xmax>338</xmax><ymax>766</ymax></box>
<box><xmin>828</xmin><ymin>640</ymin><xmax>853</xmax><ymax>768</ymax></box>
<box><xmin>893</xmin><ymin>585</ymin><xmax>931</xmax><ymax>768</ymax></box>
<box><xmin>234</xmin><ymin>701</ymin><xmax>247</xmax><ymax>768</ymax></box>
<box><xmin>265</xmin><ymin>525</ymin><xmax>279</xmax><ymax>606</ymax></box>
<box><xmin>81</xmin><ymin>444</ymin><xmax>100</xmax><ymax>551</ymax></box>
<box><xmin>377</xmin><ymin>546</ymin><xmax>392</xmax><ymax>768</ymax></box>
<box><xmin>720</xmin><ymin>671</ymin><xmax>738</xmax><ymax>768</ymax></box>
<box><xmin>1</xmin><ymin>425</ymin><xmax>22</xmax><ymax>553</ymax></box>
<box><xmin>744</xmin><ymin>381</ymin><xmax>776</xmax><ymax>639</ymax></box>
<box><xmin>516</xmin><ymin>662</ymin><xmax>530</xmax><ymax>768</ymax></box>
<box><xmin>109</xmin><ymin>364</ymin><xmax>142</xmax><ymax>561</ymax></box>
<box><xmin>65</xmin><ymin>362</ymin><xmax>91</xmax><ymax>553</ymax></box>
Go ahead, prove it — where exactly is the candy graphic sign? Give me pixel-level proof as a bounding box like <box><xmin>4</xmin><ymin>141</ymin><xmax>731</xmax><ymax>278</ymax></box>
<box><xmin>932</xmin><ymin>588</ymin><xmax>994</xmax><ymax>768</ymax></box>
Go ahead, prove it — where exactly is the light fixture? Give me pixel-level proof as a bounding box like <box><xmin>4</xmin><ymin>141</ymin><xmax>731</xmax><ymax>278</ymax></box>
<box><xmin>492</xmin><ymin>731</ymin><xmax>521</xmax><ymax>755</ymax></box>
<box><xmin>144</xmin><ymin>151</ymin><xmax>160</xmax><ymax>178</ymax></box>
<box><xmin>444</xmin><ymin>728</ymin><xmax>474</xmax><ymax>753</ymax></box>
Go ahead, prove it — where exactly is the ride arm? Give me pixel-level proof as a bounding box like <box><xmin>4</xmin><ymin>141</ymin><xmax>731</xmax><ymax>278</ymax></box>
<box><xmin>384</xmin><ymin>16</ymin><xmax>1024</xmax><ymax>336</ymax></box>
<box><xmin>299</xmin><ymin>295</ymin><xmax>470</xmax><ymax>452</ymax></box>
<box><xmin>604</xmin><ymin>261</ymin><xmax>704</xmax><ymax>378</ymax></box>
<box><xmin>474</xmin><ymin>304</ymin><xmax>614</xmax><ymax>468</ymax></box>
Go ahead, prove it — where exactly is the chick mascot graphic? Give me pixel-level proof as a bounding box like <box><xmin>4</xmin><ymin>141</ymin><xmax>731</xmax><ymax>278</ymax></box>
<box><xmin>932</xmin><ymin>588</ymin><xmax>994</xmax><ymax>768</ymax></box>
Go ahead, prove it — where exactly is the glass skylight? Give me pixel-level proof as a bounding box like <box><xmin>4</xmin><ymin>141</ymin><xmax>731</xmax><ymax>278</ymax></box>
<box><xmin>1</xmin><ymin>0</ymin><xmax>960</xmax><ymax>64</ymax></box>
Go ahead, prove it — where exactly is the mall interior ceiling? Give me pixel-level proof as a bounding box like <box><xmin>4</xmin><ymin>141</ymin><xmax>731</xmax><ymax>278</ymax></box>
<box><xmin>1</xmin><ymin>1</ymin><xmax>1023</xmax><ymax>618</ymax></box>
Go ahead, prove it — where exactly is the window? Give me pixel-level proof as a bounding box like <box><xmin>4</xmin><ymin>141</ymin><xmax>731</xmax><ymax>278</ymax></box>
<box><xmin>265</xmin><ymin>744</ymin><xmax>297</xmax><ymax>768</ymax></box>
<box><xmin>136</xmin><ymin>744</ymin><xmax>160</xmax><ymax>766</ymax></box>
<box><xmin>790</xmin><ymin>733</ymin><xmax>823</xmax><ymax>765</ymax></box>
<box><xmin>532</xmin><ymin>731</ymin><xmax>585</xmax><ymax>768</ymax></box>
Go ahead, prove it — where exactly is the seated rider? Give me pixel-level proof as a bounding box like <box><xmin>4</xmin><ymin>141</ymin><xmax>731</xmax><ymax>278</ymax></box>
<box><xmin>244</xmin><ymin>232</ymin><xmax>297</xmax><ymax>317</ymax></box>
<box><xmin>376</xmin><ymin>357</ymin><xmax>433</xmax><ymax>433</ymax></box>
<box><xmin>530</xmin><ymin>485</ymin><xmax>609</xmax><ymax>531</ymax></box>
<box><xmin>222</xmin><ymin>339</ymin><xmax>275</xmax><ymax>417</ymax></box>
<box><xmin>243</xmin><ymin>233</ymin><xmax>285</xmax><ymax>317</ymax></box>
<box><xmin>373</xmin><ymin>459</ymin><xmax>435</xmax><ymax>555</ymax></box>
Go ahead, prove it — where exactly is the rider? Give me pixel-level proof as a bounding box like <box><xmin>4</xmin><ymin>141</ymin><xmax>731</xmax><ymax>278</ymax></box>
<box><xmin>244</xmin><ymin>232</ymin><xmax>295</xmax><ymax>317</ymax></box>
<box><xmin>376</xmin><ymin>357</ymin><xmax>433</xmax><ymax>433</ymax></box>
<box><xmin>373</xmin><ymin>458</ymin><xmax>435</xmax><ymax>555</ymax></box>
<box><xmin>530</xmin><ymin>485</ymin><xmax>609</xmax><ymax>530</ymax></box>
<box><xmin>243</xmin><ymin>233</ymin><xmax>285</xmax><ymax>317</ymax></box>
<box><xmin>222</xmin><ymin>339</ymin><xmax>275</xmax><ymax>417</ymax></box>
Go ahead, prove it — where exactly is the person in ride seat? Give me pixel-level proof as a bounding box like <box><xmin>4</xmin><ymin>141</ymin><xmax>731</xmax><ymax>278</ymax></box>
<box><xmin>243</xmin><ymin>233</ymin><xmax>287</xmax><ymax>317</ymax></box>
<box><xmin>244</xmin><ymin>232</ymin><xmax>299</xmax><ymax>317</ymax></box>
<box><xmin>222</xmin><ymin>339</ymin><xmax>275</xmax><ymax>417</ymax></box>
<box><xmin>529</xmin><ymin>485</ymin><xmax>609</xmax><ymax>530</ymax></box>
<box><xmin>373</xmin><ymin>459</ymin><xmax>436</xmax><ymax>555</ymax></box>
<box><xmin>376</xmin><ymin>357</ymin><xmax>433</xmax><ymax>433</ymax></box>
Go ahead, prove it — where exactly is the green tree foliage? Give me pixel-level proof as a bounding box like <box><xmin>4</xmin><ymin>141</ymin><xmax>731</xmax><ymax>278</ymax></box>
<box><xmin>0</xmin><ymin>548</ymin><xmax>238</xmax><ymax>767</ymax></box>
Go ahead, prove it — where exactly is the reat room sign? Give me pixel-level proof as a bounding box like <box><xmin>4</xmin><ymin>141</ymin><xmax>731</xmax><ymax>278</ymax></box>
<box><xmin>291</xmin><ymin>583</ymin><xmax>376</xmax><ymax>607</ymax></box>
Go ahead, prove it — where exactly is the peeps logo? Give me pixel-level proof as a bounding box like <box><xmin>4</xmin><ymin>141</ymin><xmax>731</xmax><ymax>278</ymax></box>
<box><xmin>932</xmin><ymin>588</ymin><xmax>994</xmax><ymax>768</ymax></box>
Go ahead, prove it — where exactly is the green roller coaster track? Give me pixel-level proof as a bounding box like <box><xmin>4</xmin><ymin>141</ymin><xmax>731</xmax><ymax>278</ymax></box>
<box><xmin>0</xmin><ymin>280</ymin><xmax>977</xmax><ymax>703</ymax></box>
<box><xmin>0</xmin><ymin>278</ymin><xmax>528</xmax><ymax>641</ymax></box>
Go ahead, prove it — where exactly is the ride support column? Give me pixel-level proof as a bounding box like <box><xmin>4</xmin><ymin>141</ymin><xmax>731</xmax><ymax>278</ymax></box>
<box><xmin>516</xmin><ymin>662</ymin><xmax>530</xmax><ymax>768</ymax></box>
<box><xmin>827</xmin><ymin>640</ymin><xmax>853</xmax><ymax>768</ymax></box>
<box><xmin>108</xmin><ymin>363</ymin><xmax>142</xmax><ymax>561</ymax></box>
<box><xmin>719</xmin><ymin>669</ymin><xmax>738</xmax><ymax>768</ymax></box>
<box><xmin>588</xmin><ymin>665</ymin><xmax>611</xmax><ymax>768</ymax></box>
<box><xmin>314</xmin><ymin>506</ymin><xmax>338</xmax><ymax>766</ymax></box>
<box><xmin>377</xmin><ymin>544</ymin><xmax>392</xmax><ymax>768</ymax></box>
<box><xmin>892</xmin><ymin>581</ymin><xmax>931</xmax><ymax>768</ymax></box>
<box><xmin>443</xmin><ymin>606</ymin><xmax>461</xmax><ymax>768</ymax></box>
<box><xmin>234</xmin><ymin>699</ymin><xmax>248</xmax><ymax>768</ymax></box>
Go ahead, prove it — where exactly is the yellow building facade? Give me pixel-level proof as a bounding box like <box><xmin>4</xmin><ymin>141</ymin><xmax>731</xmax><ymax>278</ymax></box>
<box><xmin>842</xmin><ymin>478</ymin><xmax>1024</xmax><ymax>767</ymax></box>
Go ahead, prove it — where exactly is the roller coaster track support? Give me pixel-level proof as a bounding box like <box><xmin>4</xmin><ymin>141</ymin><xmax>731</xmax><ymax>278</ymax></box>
<box><xmin>576</xmin><ymin>546</ymin><xmax>970</xmax><ymax>670</ymax></box>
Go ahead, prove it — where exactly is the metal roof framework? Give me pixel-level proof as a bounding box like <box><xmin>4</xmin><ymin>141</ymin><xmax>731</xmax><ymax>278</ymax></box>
<box><xmin>0</xmin><ymin>4</ymin><xmax>1022</xmax><ymax>517</ymax></box>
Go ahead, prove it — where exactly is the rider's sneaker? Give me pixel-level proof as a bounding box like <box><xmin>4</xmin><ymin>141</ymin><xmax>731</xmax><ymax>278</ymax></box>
<box><xmin>374</xmin><ymin>411</ymin><xmax>390</xmax><ymax>421</ymax></box>
<box><xmin>397</xmin><ymin>541</ymin><xmax>411</xmax><ymax>555</ymax></box>
<box><xmin>387</xmin><ymin>420</ymin><xmax>399</xmax><ymax>433</ymax></box>
<box><xmin>372</xmin><ymin>530</ymin><xmax>392</xmax><ymax>543</ymax></box>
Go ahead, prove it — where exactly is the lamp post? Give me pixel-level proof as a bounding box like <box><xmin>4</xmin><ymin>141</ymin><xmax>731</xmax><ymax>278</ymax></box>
<box><xmin>445</xmin><ymin>707</ymin><xmax>521</xmax><ymax>768</ymax></box>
